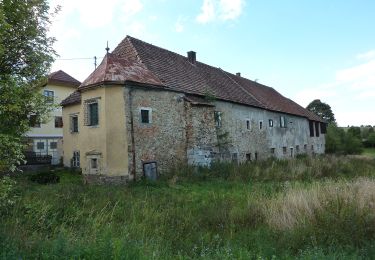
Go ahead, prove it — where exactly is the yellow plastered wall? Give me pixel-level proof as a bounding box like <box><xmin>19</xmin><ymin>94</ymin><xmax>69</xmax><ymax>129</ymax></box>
<box><xmin>62</xmin><ymin>85</ymin><xmax>129</xmax><ymax>177</ymax></box>
<box><xmin>27</xmin><ymin>84</ymin><xmax>77</xmax><ymax>137</ymax></box>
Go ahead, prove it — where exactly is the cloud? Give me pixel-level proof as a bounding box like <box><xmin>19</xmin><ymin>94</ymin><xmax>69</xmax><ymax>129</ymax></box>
<box><xmin>196</xmin><ymin>0</ymin><xmax>215</xmax><ymax>24</ymax></box>
<box><xmin>294</xmin><ymin>50</ymin><xmax>375</xmax><ymax>126</ymax></box>
<box><xmin>356</xmin><ymin>50</ymin><xmax>375</xmax><ymax>60</ymax></box>
<box><xmin>122</xmin><ymin>0</ymin><xmax>143</xmax><ymax>16</ymax></box>
<box><xmin>196</xmin><ymin>0</ymin><xmax>244</xmax><ymax>24</ymax></box>
<box><xmin>175</xmin><ymin>16</ymin><xmax>185</xmax><ymax>33</ymax></box>
<box><xmin>219</xmin><ymin>0</ymin><xmax>244</xmax><ymax>21</ymax></box>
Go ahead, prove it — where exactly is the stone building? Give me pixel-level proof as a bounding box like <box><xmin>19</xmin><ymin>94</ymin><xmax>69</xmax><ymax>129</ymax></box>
<box><xmin>61</xmin><ymin>36</ymin><xmax>325</xmax><ymax>183</ymax></box>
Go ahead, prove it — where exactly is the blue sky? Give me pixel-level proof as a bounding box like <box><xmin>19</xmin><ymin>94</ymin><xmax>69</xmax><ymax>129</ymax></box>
<box><xmin>49</xmin><ymin>0</ymin><xmax>375</xmax><ymax>126</ymax></box>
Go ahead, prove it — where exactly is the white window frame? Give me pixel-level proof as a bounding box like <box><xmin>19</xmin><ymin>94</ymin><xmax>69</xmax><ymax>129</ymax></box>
<box><xmin>43</xmin><ymin>89</ymin><xmax>54</xmax><ymax>104</ymax></box>
<box><xmin>140</xmin><ymin>107</ymin><xmax>152</xmax><ymax>124</ymax></box>
<box><xmin>280</xmin><ymin>116</ymin><xmax>287</xmax><ymax>128</ymax></box>
<box><xmin>269</xmin><ymin>119</ymin><xmax>274</xmax><ymax>127</ymax></box>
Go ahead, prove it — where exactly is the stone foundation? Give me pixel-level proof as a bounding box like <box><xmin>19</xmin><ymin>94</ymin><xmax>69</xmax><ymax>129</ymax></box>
<box><xmin>83</xmin><ymin>174</ymin><xmax>129</xmax><ymax>185</ymax></box>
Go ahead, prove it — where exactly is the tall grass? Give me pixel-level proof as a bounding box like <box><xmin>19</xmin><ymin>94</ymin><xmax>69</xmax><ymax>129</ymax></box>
<box><xmin>1</xmin><ymin>156</ymin><xmax>375</xmax><ymax>259</ymax></box>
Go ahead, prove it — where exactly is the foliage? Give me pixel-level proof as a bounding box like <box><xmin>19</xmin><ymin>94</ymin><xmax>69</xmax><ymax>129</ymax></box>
<box><xmin>0</xmin><ymin>0</ymin><xmax>57</xmax><ymax>172</ymax></box>
<box><xmin>306</xmin><ymin>99</ymin><xmax>336</xmax><ymax>124</ymax></box>
<box><xmin>29</xmin><ymin>171</ymin><xmax>60</xmax><ymax>184</ymax></box>
<box><xmin>0</xmin><ymin>176</ymin><xmax>18</xmax><ymax>215</ymax></box>
<box><xmin>1</xmin><ymin>158</ymin><xmax>375</xmax><ymax>258</ymax></box>
<box><xmin>325</xmin><ymin>124</ymin><xmax>363</xmax><ymax>155</ymax></box>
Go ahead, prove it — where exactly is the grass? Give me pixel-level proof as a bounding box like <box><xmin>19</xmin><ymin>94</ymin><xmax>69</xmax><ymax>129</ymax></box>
<box><xmin>1</xmin><ymin>155</ymin><xmax>375</xmax><ymax>259</ymax></box>
<box><xmin>363</xmin><ymin>148</ymin><xmax>375</xmax><ymax>158</ymax></box>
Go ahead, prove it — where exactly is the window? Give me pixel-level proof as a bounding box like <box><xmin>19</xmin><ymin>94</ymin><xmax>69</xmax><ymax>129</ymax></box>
<box><xmin>72</xmin><ymin>151</ymin><xmax>80</xmax><ymax>167</ymax></box>
<box><xmin>271</xmin><ymin>148</ymin><xmax>275</xmax><ymax>155</ymax></box>
<box><xmin>309</xmin><ymin>121</ymin><xmax>315</xmax><ymax>137</ymax></box>
<box><xmin>246</xmin><ymin>153</ymin><xmax>251</xmax><ymax>161</ymax></box>
<box><xmin>269</xmin><ymin>119</ymin><xmax>274</xmax><ymax>127</ymax></box>
<box><xmin>259</xmin><ymin>121</ymin><xmax>263</xmax><ymax>130</ymax></box>
<box><xmin>296</xmin><ymin>145</ymin><xmax>300</xmax><ymax>153</ymax></box>
<box><xmin>283</xmin><ymin>147</ymin><xmax>287</xmax><ymax>155</ymax></box>
<box><xmin>91</xmin><ymin>158</ymin><xmax>98</xmax><ymax>169</ymax></box>
<box><xmin>50</xmin><ymin>142</ymin><xmax>57</xmax><ymax>149</ymax></box>
<box><xmin>70</xmin><ymin>115</ymin><xmax>79</xmax><ymax>133</ymax></box>
<box><xmin>44</xmin><ymin>90</ymin><xmax>54</xmax><ymax>103</ymax></box>
<box><xmin>311</xmin><ymin>145</ymin><xmax>314</xmax><ymax>151</ymax></box>
<box><xmin>29</xmin><ymin>115</ymin><xmax>41</xmax><ymax>128</ymax></box>
<box><xmin>55</xmin><ymin>116</ymin><xmax>63</xmax><ymax>128</ymax></box>
<box><xmin>315</xmin><ymin>122</ymin><xmax>320</xmax><ymax>137</ymax></box>
<box><xmin>88</xmin><ymin>102</ymin><xmax>99</xmax><ymax>126</ymax></box>
<box><xmin>246</xmin><ymin>120</ymin><xmax>250</xmax><ymax>130</ymax></box>
<box><xmin>140</xmin><ymin>108</ymin><xmax>151</xmax><ymax>124</ymax></box>
<box><xmin>255</xmin><ymin>152</ymin><xmax>258</xmax><ymax>161</ymax></box>
<box><xmin>304</xmin><ymin>144</ymin><xmax>307</xmax><ymax>151</ymax></box>
<box><xmin>290</xmin><ymin>148</ymin><xmax>294</xmax><ymax>157</ymax></box>
<box><xmin>214</xmin><ymin>111</ymin><xmax>222</xmax><ymax>128</ymax></box>
<box><xmin>37</xmin><ymin>142</ymin><xmax>44</xmax><ymax>150</ymax></box>
<box><xmin>231</xmin><ymin>153</ymin><xmax>238</xmax><ymax>163</ymax></box>
<box><xmin>321</xmin><ymin>122</ymin><xmax>327</xmax><ymax>134</ymax></box>
<box><xmin>280</xmin><ymin>116</ymin><xmax>287</xmax><ymax>128</ymax></box>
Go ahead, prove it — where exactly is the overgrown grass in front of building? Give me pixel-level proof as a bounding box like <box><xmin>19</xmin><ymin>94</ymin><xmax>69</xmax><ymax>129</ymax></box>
<box><xmin>1</xmin><ymin>155</ymin><xmax>375</xmax><ymax>259</ymax></box>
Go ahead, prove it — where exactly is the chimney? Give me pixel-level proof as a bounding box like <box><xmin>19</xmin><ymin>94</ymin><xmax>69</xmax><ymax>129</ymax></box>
<box><xmin>236</xmin><ymin>72</ymin><xmax>241</xmax><ymax>77</ymax></box>
<box><xmin>187</xmin><ymin>51</ymin><xmax>196</xmax><ymax>64</ymax></box>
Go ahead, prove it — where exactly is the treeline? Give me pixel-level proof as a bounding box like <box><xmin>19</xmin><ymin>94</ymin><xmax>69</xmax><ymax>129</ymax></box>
<box><xmin>325</xmin><ymin>125</ymin><xmax>374</xmax><ymax>155</ymax></box>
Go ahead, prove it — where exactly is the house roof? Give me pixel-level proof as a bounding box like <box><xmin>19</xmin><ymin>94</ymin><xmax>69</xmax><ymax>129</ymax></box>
<box><xmin>60</xmin><ymin>91</ymin><xmax>81</xmax><ymax>106</ymax></box>
<box><xmin>49</xmin><ymin>70</ymin><xmax>81</xmax><ymax>87</ymax></box>
<box><xmin>67</xmin><ymin>36</ymin><xmax>323</xmax><ymax>122</ymax></box>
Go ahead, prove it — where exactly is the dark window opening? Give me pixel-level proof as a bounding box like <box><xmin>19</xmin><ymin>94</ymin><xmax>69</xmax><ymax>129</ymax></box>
<box><xmin>271</xmin><ymin>148</ymin><xmax>275</xmax><ymax>154</ymax></box>
<box><xmin>296</xmin><ymin>145</ymin><xmax>300</xmax><ymax>153</ymax></box>
<box><xmin>141</xmin><ymin>109</ymin><xmax>150</xmax><ymax>123</ymax></box>
<box><xmin>91</xmin><ymin>158</ymin><xmax>98</xmax><ymax>169</ymax></box>
<box><xmin>88</xmin><ymin>102</ymin><xmax>99</xmax><ymax>126</ymax></box>
<box><xmin>37</xmin><ymin>142</ymin><xmax>44</xmax><ymax>150</ymax></box>
<box><xmin>290</xmin><ymin>148</ymin><xmax>294</xmax><ymax>157</ymax></box>
<box><xmin>304</xmin><ymin>144</ymin><xmax>307</xmax><ymax>150</ymax></box>
<box><xmin>283</xmin><ymin>147</ymin><xmax>287</xmax><ymax>155</ymax></box>
<box><xmin>231</xmin><ymin>153</ymin><xmax>238</xmax><ymax>163</ymax></box>
<box><xmin>255</xmin><ymin>152</ymin><xmax>258</xmax><ymax>161</ymax></box>
<box><xmin>72</xmin><ymin>151</ymin><xmax>80</xmax><ymax>167</ymax></box>
<box><xmin>246</xmin><ymin>120</ymin><xmax>250</xmax><ymax>130</ymax></box>
<box><xmin>259</xmin><ymin>121</ymin><xmax>263</xmax><ymax>130</ymax></box>
<box><xmin>71</xmin><ymin>116</ymin><xmax>79</xmax><ymax>133</ymax></box>
<box><xmin>309</xmin><ymin>121</ymin><xmax>315</xmax><ymax>137</ymax></box>
<box><xmin>29</xmin><ymin>115</ymin><xmax>41</xmax><ymax>128</ymax></box>
<box><xmin>50</xmin><ymin>142</ymin><xmax>57</xmax><ymax>149</ymax></box>
<box><xmin>246</xmin><ymin>153</ymin><xmax>251</xmax><ymax>161</ymax></box>
<box><xmin>55</xmin><ymin>116</ymin><xmax>63</xmax><ymax>128</ymax></box>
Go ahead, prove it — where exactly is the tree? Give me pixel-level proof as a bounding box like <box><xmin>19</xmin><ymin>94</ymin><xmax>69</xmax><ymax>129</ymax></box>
<box><xmin>0</xmin><ymin>0</ymin><xmax>57</xmax><ymax>172</ymax></box>
<box><xmin>306</xmin><ymin>99</ymin><xmax>336</xmax><ymax>124</ymax></box>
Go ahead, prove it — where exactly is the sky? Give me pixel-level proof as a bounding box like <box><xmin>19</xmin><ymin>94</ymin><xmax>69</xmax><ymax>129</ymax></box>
<box><xmin>49</xmin><ymin>0</ymin><xmax>375</xmax><ymax>127</ymax></box>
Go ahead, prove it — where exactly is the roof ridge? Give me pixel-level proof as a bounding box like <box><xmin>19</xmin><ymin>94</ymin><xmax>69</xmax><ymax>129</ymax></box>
<box><xmin>219</xmin><ymin>68</ymin><xmax>265</xmax><ymax>108</ymax></box>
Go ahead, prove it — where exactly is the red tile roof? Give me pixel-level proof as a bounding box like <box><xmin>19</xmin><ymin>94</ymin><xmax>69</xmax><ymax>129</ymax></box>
<box><xmin>60</xmin><ymin>91</ymin><xmax>81</xmax><ymax>106</ymax></box>
<box><xmin>49</xmin><ymin>70</ymin><xmax>81</xmax><ymax>87</ymax></box>
<box><xmin>72</xmin><ymin>36</ymin><xmax>323</xmax><ymax>122</ymax></box>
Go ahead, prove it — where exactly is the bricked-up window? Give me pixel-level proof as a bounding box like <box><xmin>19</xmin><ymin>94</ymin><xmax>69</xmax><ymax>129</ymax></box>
<box><xmin>55</xmin><ymin>116</ymin><xmax>63</xmax><ymax>128</ymax></box>
<box><xmin>315</xmin><ymin>122</ymin><xmax>320</xmax><ymax>137</ymax></box>
<box><xmin>70</xmin><ymin>115</ymin><xmax>79</xmax><ymax>133</ymax></box>
<box><xmin>320</xmin><ymin>122</ymin><xmax>327</xmax><ymax>134</ymax></box>
<box><xmin>29</xmin><ymin>115</ymin><xmax>41</xmax><ymax>128</ymax></box>
<box><xmin>280</xmin><ymin>116</ymin><xmax>287</xmax><ymax>128</ymax></box>
<box><xmin>214</xmin><ymin>111</ymin><xmax>222</xmax><ymax>128</ymax></box>
<box><xmin>269</xmin><ymin>119</ymin><xmax>274</xmax><ymax>127</ymax></box>
<box><xmin>309</xmin><ymin>121</ymin><xmax>315</xmax><ymax>137</ymax></box>
<box><xmin>43</xmin><ymin>90</ymin><xmax>54</xmax><ymax>104</ymax></box>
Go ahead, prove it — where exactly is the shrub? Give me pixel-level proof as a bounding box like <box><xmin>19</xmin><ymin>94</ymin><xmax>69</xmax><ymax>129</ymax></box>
<box><xmin>0</xmin><ymin>176</ymin><xmax>18</xmax><ymax>214</ymax></box>
<box><xmin>29</xmin><ymin>171</ymin><xmax>60</xmax><ymax>184</ymax></box>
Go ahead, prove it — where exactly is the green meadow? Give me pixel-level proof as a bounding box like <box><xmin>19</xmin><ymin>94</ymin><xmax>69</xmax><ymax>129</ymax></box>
<box><xmin>1</xmin><ymin>155</ymin><xmax>375</xmax><ymax>259</ymax></box>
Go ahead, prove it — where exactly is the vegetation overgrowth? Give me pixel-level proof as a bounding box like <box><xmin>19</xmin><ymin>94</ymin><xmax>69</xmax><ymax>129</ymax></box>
<box><xmin>1</xmin><ymin>155</ymin><xmax>375</xmax><ymax>259</ymax></box>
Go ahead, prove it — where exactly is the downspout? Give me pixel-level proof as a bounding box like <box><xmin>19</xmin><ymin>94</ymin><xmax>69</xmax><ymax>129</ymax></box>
<box><xmin>128</xmin><ymin>86</ymin><xmax>136</xmax><ymax>181</ymax></box>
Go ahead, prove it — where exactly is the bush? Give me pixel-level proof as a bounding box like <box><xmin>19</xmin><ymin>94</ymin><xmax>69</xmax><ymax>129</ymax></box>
<box><xmin>29</xmin><ymin>172</ymin><xmax>60</xmax><ymax>184</ymax></box>
<box><xmin>326</xmin><ymin>124</ymin><xmax>363</xmax><ymax>154</ymax></box>
<box><xmin>0</xmin><ymin>176</ymin><xmax>18</xmax><ymax>214</ymax></box>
